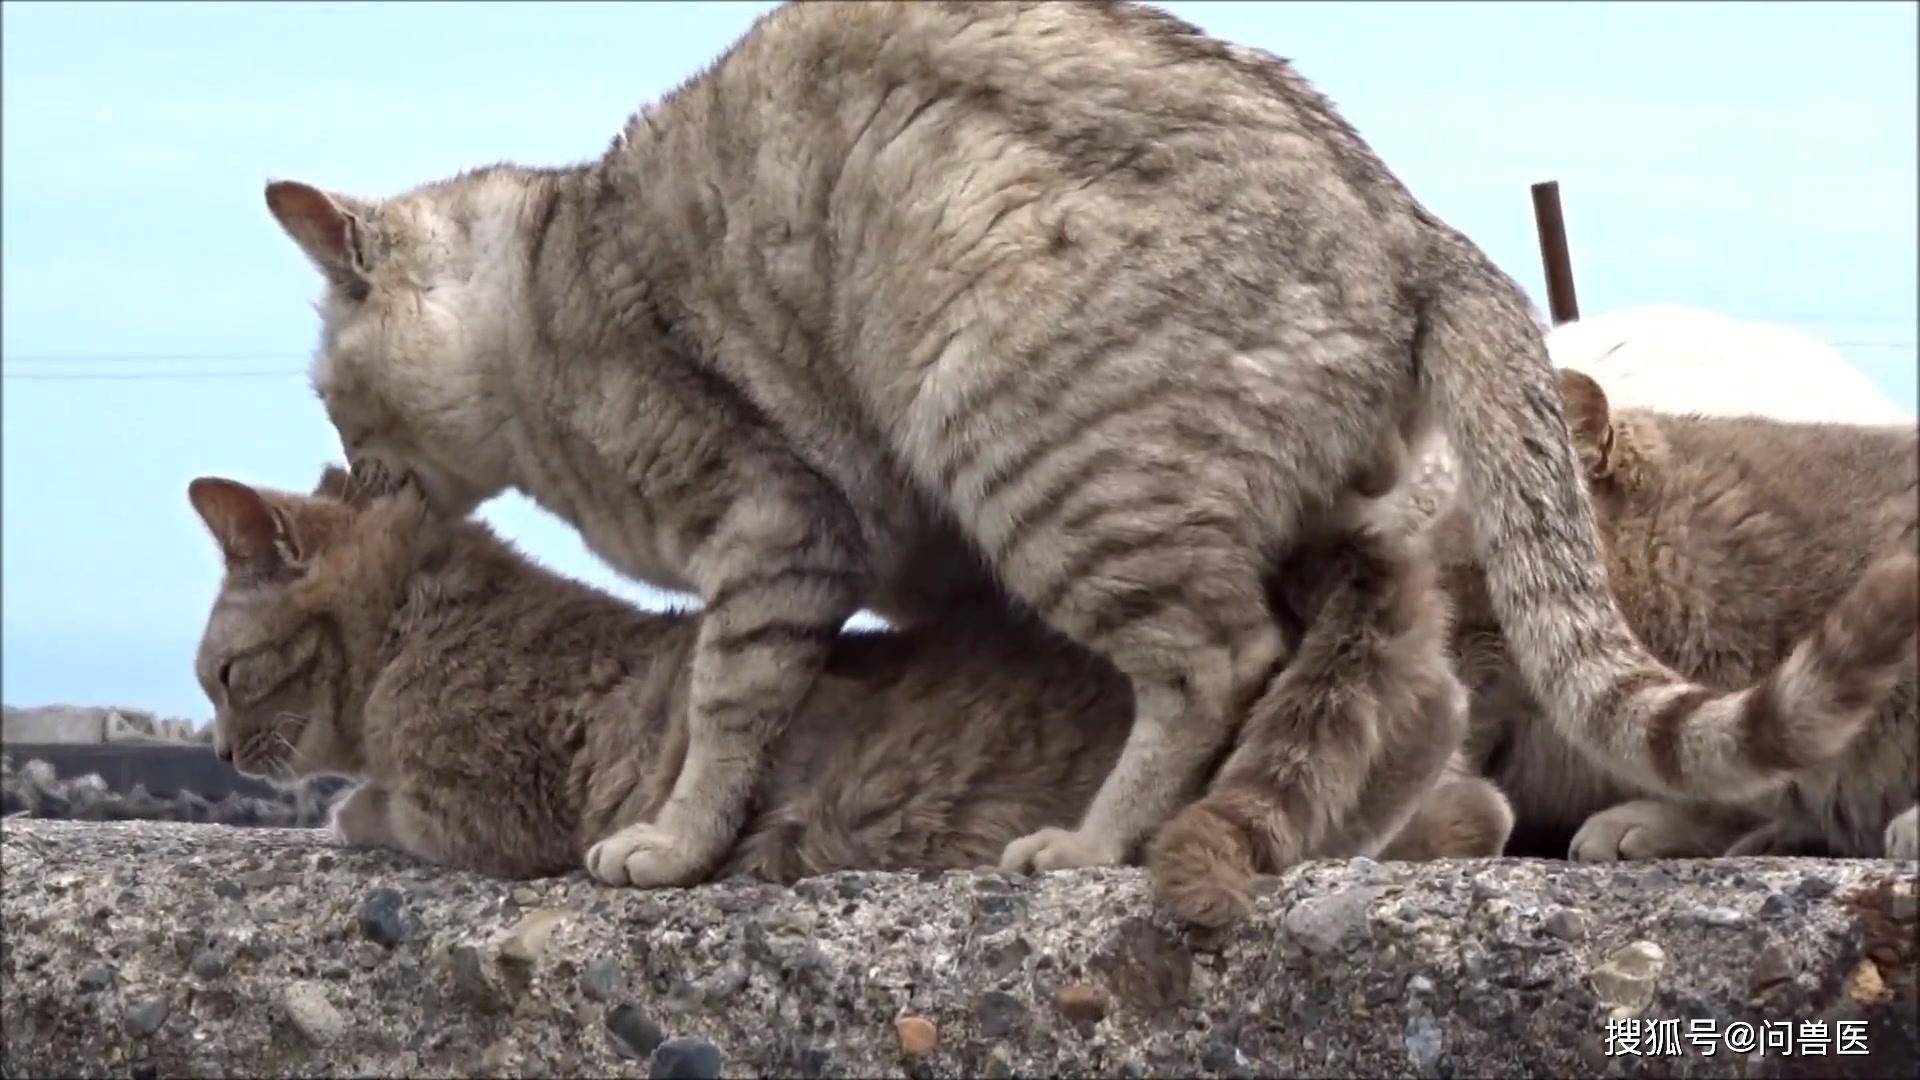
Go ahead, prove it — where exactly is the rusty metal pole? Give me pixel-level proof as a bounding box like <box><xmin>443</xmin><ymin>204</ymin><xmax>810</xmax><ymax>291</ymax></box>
<box><xmin>1530</xmin><ymin>180</ymin><xmax>1580</xmax><ymax>326</ymax></box>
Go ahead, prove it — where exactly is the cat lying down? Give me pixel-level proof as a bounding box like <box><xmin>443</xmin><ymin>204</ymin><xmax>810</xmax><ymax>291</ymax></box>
<box><xmin>186</xmin><ymin>464</ymin><xmax>1507</xmax><ymax>900</ymax></box>
<box><xmin>1435</xmin><ymin>370</ymin><xmax>1919</xmax><ymax>862</ymax></box>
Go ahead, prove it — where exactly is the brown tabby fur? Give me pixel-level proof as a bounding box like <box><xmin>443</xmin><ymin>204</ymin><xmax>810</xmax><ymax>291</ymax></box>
<box><xmin>1436</xmin><ymin>371</ymin><xmax>1920</xmax><ymax>860</ymax></box>
<box><xmin>262</xmin><ymin>0</ymin><xmax>1870</xmax><ymax>889</ymax></box>
<box><xmin>1149</xmin><ymin>531</ymin><xmax>1512</xmax><ymax>927</ymax></box>
<box><xmin>188</xmin><ymin>466</ymin><xmax>1488</xmax><ymax>887</ymax></box>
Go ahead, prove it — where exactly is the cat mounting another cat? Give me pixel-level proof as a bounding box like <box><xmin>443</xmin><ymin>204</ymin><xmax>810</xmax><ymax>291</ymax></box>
<box><xmin>260</xmin><ymin>0</ymin><xmax>1894</xmax><ymax>889</ymax></box>
<box><xmin>188</xmin><ymin>465</ymin><xmax>1503</xmax><ymax>890</ymax></box>
<box><xmin>1435</xmin><ymin>370</ymin><xmax>1919</xmax><ymax>861</ymax></box>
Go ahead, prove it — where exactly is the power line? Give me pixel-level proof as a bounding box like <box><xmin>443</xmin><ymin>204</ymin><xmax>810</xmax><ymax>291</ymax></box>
<box><xmin>1</xmin><ymin>369</ymin><xmax>306</xmax><ymax>381</ymax></box>
<box><xmin>0</xmin><ymin>352</ymin><xmax>309</xmax><ymax>364</ymax></box>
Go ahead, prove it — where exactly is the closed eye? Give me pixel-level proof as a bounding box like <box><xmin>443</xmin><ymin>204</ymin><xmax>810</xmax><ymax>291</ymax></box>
<box><xmin>217</xmin><ymin>660</ymin><xmax>235</xmax><ymax>692</ymax></box>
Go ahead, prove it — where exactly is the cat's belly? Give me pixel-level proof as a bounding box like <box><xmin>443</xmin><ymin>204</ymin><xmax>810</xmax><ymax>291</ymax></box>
<box><xmin>571</xmin><ymin>503</ymin><xmax>699</xmax><ymax>596</ymax></box>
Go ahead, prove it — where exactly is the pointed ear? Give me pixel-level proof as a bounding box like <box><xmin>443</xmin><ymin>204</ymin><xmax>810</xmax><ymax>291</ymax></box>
<box><xmin>1555</xmin><ymin>368</ymin><xmax>1616</xmax><ymax>479</ymax></box>
<box><xmin>188</xmin><ymin>477</ymin><xmax>305</xmax><ymax>570</ymax></box>
<box><xmin>348</xmin><ymin>457</ymin><xmax>427</xmax><ymax>506</ymax></box>
<box><xmin>264</xmin><ymin>180</ymin><xmax>372</xmax><ymax>298</ymax></box>
<box><xmin>312</xmin><ymin>465</ymin><xmax>355</xmax><ymax>503</ymax></box>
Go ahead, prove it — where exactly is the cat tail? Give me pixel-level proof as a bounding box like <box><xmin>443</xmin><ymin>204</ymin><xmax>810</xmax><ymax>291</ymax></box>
<box><xmin>1418</xmin><ymin>232</ymin><xmax>1919</xmax><ymax>802</ymax></box>
<box><xmin>1147</xmin><ymin>530</ymin><xmax>1464</xmax><ymax>927</ymax></box>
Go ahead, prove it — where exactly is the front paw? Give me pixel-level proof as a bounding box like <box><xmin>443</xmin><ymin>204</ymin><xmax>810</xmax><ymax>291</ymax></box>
<box><xmin>328</xmin><ymin>785</ymin><xmax>391</xmax><ymax>849</ymax></box>
<box><xmin>1886</xmin><ymin>807</ymin><xmax>1919</xmax><ymax>861</ymax></box>
<box><xmin>586</xmin><ymin>822</ymin><xmax>709</xmax><ymax>888</ymax></box>
<box><xmin>1569</xmin><ymin>801</ymin><xmax>1704</xmax><ymax>862</ymax></box>
<box><xmin>1000</xmin><ymin>826</ymin><xmax>1126</xmax><ymax>874</ymax></box>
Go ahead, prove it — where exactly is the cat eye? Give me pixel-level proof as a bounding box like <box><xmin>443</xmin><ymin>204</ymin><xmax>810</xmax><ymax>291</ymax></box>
<box><xmin>217</xmin><ymin>660</ymin><xmax>235</xmax><ymax>691</ymax></box>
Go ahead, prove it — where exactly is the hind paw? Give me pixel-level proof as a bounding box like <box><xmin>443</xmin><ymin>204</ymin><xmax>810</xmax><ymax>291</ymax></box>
<box><xmin>1886</xmin><ymin>806</ymin><xmax>1919</xmax><ymax>861</ymax></box>
<box><xmin>327</xmin><ymin>784</ymin><xmax>392</xmax><ymax>849</ymax></box>
<box><xmin>586</xmin><ymin>822</ymin><xmax>708</xmax><ymax>888</ymax></box>
<box><xmin>1570</xmin><ymin>800</ymin><xmax>1715</xmax><ymax>862</ymax></box>
<box><xmin>1000</xmin><ymin>827</ymin><xmax>1124</xmax><ymax>874</ymax></box>
<box><xmin>1154</xmin><ymin>870</ymin><xmax>1254</xmax><ymax>929</ymax></box>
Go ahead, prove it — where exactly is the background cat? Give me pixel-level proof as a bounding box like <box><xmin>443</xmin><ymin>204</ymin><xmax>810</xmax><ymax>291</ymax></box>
<box><xmin>1433</xmin><ymin>370</ymin><xmax>1918</xmax><ymax>859</ymax></box>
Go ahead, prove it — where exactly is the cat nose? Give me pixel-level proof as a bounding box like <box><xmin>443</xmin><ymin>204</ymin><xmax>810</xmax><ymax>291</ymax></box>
<box><xmin>213</xmin><ymin>735</ymin><xmax>233</xmax><ymax>763</ymax></box>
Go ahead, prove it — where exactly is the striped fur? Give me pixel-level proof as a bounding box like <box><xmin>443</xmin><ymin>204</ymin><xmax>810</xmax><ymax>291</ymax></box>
<box><xmin>1147</xmin><ymin>526</ymin><xmax>1509</xmax><ymax>928</ymax></box>
<box><xmin>260</xmin><ymin>1</ymin><xmax>1878</xmax><ymax>886</ymax></box>
<box><xmin>187</xmin><ymin>467</ymin><xmax>1481</xmax><ymax>889</ymax></box>
<box><xmin>1436</xmin><ymin>371</ymin><xmax>1919</xmax><ymax>858</ymax></box>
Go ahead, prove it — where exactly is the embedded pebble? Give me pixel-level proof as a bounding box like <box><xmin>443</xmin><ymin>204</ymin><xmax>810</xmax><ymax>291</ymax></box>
<box><xmin>1748</xmin><ymin>942</ymin><xmax>1793</xmax><ymax>995</ymax></box>
<box><xmin>1542</xmin><ymin>908</ymin><xmax>1587</xmax><ymax>941</ymax></box>
<box><xmin>123</xmin><ymin>997</ymin><xmax>170</xmax><ymax>1038</ymax></box>
<box><xmin>1201</xmin><ymin>1037</ymin><xmax>1241</xmax><ymax>1074</ymax></box>
<box><xmin>1056</xmin><ymin>981</ymin><xmax>1110</xmax><ymax>1024</ymax></box>
<box><xmin>1848</xmin><ymin>959</ymin><xmax>1891</xmax><ymax>1005</ymax></box>
<box><xmin>1793</xmin><ymin>875</ymin><xmax>1835</xmax><ymax>899</ymax></box>
<box><xmin>355</xmin><ymin>888</ymin><xmax>414</xmax><ymax>948</ymax></box>
<box><xmin>77</xmin><ymin>961</ymin><xmax>115</xmax><ymax>993</ymax></box>
<box><xmin>974</xmin><ymin>990</ymin><xmax>1027</xmax><ymax>1038</ymax></box>
<box><xmin>189</xmin><ymin>948</ymin><xmax>228</xmax><ymax>980</ymax></box>
<box><xmin>497</xmin><ymin>907</ymin><xmax>571</xmax><ymax>964</ymax></box>
<box><xmin>1591</xmin><ymin>940</ymin><xmax>1667</xmax><ymax>1017</ymax></box>
<box><xmin>581</xmin><ymin>956</ymin><xmax>623</xmax><ymax>1002</ymax></box>
<box><xmin>895</xmin><ymin>1014</ymin><xmax>938</xmax><ymax>1057</ymax></box>
<box><xmin>649</xmin><ymin>1035</ymin><xmax>723</xmax><ymax>1080</ymax></box>
<box><xmin>1692</xmin><ymin>906</ymin><xmax>1745</xmax><ymax>929</ymax></box>
<box><xmin>281</xmin><ymin>982</ymin><xmax>346</xmax><ymax>1046</ymax></box>
<box><xmin>606</xmin><ymin>1004</ymin><xmax>666</xmax><ymax>1061</ymax></box>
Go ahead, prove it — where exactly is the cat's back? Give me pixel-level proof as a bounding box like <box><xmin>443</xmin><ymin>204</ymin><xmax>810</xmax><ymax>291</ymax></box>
<box><xmin>1598</xmin><ymin>411</ymin><xmax>1910</xmax><ymax>679</ymax></box>
<box><xmin>1647</xmin><ymin>412</ymin><xmax>1915</xmax><ymax>555</ymax></box>
<box><xmin>678</xmin><ymin>0</ymin><xmax>1407</xmax><ymax>206</ymax></box>
<box><xmin>376</xmin><ymin>526</ymin><xmax>692</xmax><ymax>734</ymax></box>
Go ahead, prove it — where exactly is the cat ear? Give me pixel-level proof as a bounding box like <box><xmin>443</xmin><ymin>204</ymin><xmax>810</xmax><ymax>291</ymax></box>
<box><xmin>264</xmin><ymin>181</ymin><xmax>373</xmax><ymax>298</ymax></box>
<box><xmin>348</xmin><ymin>457</ymin><xmax>428</xmax><ymax>507</ymax></box>
<box><xmin>188</xmin><ymin>477</ymin><xmax>306</xmax><ymax>570</ymax></box>
<box><xmin>1555</xmin><ymin>368</ymin><xmax>1616</xmax><ymax>479</ymax></box>
<box><xmin>312</xmin><ymin>465</ymin><xmax>355</xmax><ymax>503</ymax></box>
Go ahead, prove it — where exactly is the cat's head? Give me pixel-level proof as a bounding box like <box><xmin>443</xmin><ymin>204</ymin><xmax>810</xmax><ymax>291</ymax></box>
<box><xmin>265</xmin><ymin>172</ymin><xmax>539</xmax><ymax>516</ymax></box>
<box><xmin>187</xmin><ymin>465</ymin><xmax>423</xmax><ymax>780</ymax></box>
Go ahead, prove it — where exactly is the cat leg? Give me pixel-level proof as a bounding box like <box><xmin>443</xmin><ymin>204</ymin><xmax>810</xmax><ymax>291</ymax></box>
<box><xmin>587</xmin><ymin>486</ymin><xmax>865</xmax><ymax>888</ymax></box>
<box><xmin>1886</xmin><ymin>805</ymin><xmax>1919</xmax><ymax>860</ymax></box>
<box><xmin>1569</xmin><ymin>798</ymin><xmax>1759</xmax><ymax>861</ymax></box>
<box><xmin>1276</xmin><ymin>529</ymin><xmax>1479</xmax><ymax>866</ymax></box>
<box><xmin>998</xmin><ymin>555</ymin><xmax>1282</xmax><ymax>873</ymax></box>
<box><xmin>329</xmin><ymin>783</ymin><xmax>396</xmax><ymax>850</ymax></box>
<box><xmin>1149</xmin><ymin>530</ymin><xmax>1467</xmax><ymax>924</ymax></box>
<box><xmin>1377</xmin><ymin>768</ymin><xmax>1515</xmax><ymax>861</ymax></box>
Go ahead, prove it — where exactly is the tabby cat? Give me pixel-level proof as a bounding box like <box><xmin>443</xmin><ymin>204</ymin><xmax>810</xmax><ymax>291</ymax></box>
<box><xmin>188</xmin><ymin>465</ymin><xmax>1496</xmax><ymax>887</ymax></box>
<box><xmin>1434</xmin><ymin>370</ymin><xmax>1919</xmax><ymax>860</ymax></box>
<box><xmin>262</xmin><ymin>1</ymin><xmax>1880</xmax><ymax>887</ymax></box>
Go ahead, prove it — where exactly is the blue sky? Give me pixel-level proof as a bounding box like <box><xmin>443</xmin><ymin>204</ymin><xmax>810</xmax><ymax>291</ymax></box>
<box><xmin>3</xmin><ymin>1</ymin><xmax>1915</xmax><ymax>721</ymax></box>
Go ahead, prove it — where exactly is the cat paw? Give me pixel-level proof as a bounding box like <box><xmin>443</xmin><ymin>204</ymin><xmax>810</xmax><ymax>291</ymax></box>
<box><xmin>327</xmin><ymin>784</ymin><xmax>391</xmax><ymax>849</ymax></box>
<box><xmin>999</xmin><ymin>826</ymin><xmax>1125</xmax><ymax>873</ymax></box>
<box><xmin>1569</xmin><ymin>801</ymin><xmax>1705</xmax><ymax>862</ymax></box>
<box><xmin>1886</xmin><ymin>807</ymin><xmax>1919</xmax><ymax>861</ymax></box>
<box><xmin>586</xmin><ymin>822</ymin><xmax>708</xmax><ymax>888</ymax></box>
